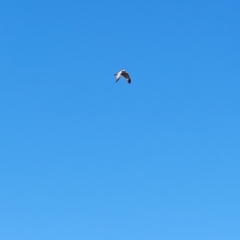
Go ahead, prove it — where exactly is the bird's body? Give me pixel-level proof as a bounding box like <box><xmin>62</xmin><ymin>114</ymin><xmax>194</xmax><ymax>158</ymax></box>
<box><xmin>114</xmin><ymin>70</ymin><xmax>131</xmax><ymax>84</ymax></box>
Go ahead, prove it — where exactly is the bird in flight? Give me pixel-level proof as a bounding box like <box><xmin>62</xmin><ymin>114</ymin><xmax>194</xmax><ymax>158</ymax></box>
<box><xmin>114</xmin><ymin>70</ymin><xmax>131</xmax><ymax>84</ymax></box>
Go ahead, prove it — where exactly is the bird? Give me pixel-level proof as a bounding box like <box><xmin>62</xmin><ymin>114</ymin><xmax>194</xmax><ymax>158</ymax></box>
<box><xmin>114</xmin><ymin>70</ymin><xmax>131</xmax><ymax>84</ymax></box>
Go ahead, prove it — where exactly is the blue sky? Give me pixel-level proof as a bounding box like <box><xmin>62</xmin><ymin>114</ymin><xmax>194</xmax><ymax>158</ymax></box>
<box><xmin>0</xmin><ymin>0</ymin><xmax>240</xmax><ymax>239</ymax></box>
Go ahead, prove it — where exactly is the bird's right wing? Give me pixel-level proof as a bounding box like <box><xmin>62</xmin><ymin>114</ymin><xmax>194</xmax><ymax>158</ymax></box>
<box><xmin>115</xmin><ymin>72</ymin><xmax>122</xmax><ymax>80</ymax></box>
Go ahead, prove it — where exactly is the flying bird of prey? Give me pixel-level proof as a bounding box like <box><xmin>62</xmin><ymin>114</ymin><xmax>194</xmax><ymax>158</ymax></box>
<box><xmin>114</xmin><ymin>70</ymin><xmax>131</xmax><ymax>84</ymax></box>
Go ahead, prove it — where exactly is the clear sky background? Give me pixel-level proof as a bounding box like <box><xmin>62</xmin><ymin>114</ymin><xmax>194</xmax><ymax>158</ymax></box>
<box><xmin>0</xmin><ymin>0</ymin><xmax>240</xmax><ymax>239</ymax></box>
